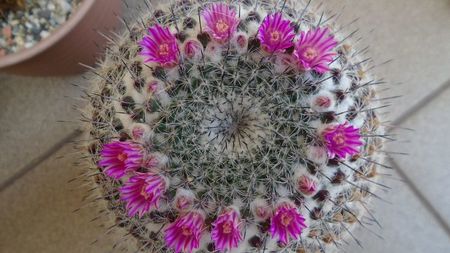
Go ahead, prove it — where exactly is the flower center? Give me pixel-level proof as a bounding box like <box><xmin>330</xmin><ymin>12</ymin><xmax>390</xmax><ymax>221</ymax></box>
<box><xmin>222</xmin><ymin>221</ymin><xmax>233</xmax><ymax>234</ymax></box>
<box><xmin>158</xmin><ymin>43</ymin><xmax>170</xmax><ymax>56</ymax></box>
<box><xmin>215</xmin><ymin>19</ymin><xmax>229</xmax><ymax>33</ymax></box>
<box><xmin>333</xmin><ymin>133</ymin><xmax>345</xmax><ymax>145</ymax></box>
<box><xmin>117</xmin><ymin>153</ymin><xmax>128</xmax><ymax>162</ymax></box>
<box><xmin>182</xmin><ymin>225</ymin><xmax>193</xmax><ymax>236</ymax></box>
<box><xmin>280</xmin><ymin>213</ymin><xmax>293</xmax><ymax>226</ymax></box>
<box><xmin>270</xmin><ymin>31</ymin><xmax>281</xmax><ymax>42</ymax></box>
<box><xmin>303</xmin><ymin>47</ymin><xmax>318</xmax><ymax>60</ymax></box>
<box><xmin>140</xmin><ymin>187</ymin><xmax>150</xmax><ymax>199</ymax></box>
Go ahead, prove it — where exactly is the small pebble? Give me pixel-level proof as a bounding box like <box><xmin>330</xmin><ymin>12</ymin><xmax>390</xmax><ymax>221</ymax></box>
<box><xmin>40</xmin><ymin>31</ymin><xmax>50</xmax><ymax>38</ymax></box>
<box><xmin>2</xmin><ymin>26</ymin><xmax>12</xmax><ymax>39</ymax></box>
<box><xmin>0</xmin><ymin>0</ymin><xmax>82</xmax><ymax>56</ymax></box>
<box><xmin>38</xmin><ymin>9</ymin><xmax>51</xmax><ymax>19</ymax></box>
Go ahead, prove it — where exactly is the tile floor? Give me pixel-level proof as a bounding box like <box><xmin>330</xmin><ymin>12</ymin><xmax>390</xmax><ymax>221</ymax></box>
<box><xmin>1</xmin><ymin>0</ymin><xmax>450</xmax><ymax>252</ymax></box>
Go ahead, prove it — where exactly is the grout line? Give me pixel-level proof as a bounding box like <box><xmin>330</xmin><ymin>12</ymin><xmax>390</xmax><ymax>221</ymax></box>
<box><xmin>0</xmin><ymin>129</ymin><xmax>83</xmax><ymax>192</ymax></box>
<box><xmin>387</xmin><ymin>79</ymin><xmax>450</xmax><ymax>234</ymax></box>
<box><xmin>389</xmin><ymin>157</ymin><xmax>450</xmax><ymax>237</ymax></box>
<box><xmin>391</xmin><ymin>79</ymin><xmax>450</xmax><ymax>127</ymax></box>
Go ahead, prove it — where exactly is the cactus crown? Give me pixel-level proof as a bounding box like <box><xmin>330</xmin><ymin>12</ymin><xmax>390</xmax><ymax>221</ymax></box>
<box><xmin>83</xmin><ymin>0</ymin><xmax>386</xmax><ymax>252</ymax></box>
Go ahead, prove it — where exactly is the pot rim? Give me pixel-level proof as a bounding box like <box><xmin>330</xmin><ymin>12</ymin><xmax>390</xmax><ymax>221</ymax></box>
<box><xmin>0</xmin><ymin>0</ymin><xmax>96</xmax><ymax>68</ymax></box>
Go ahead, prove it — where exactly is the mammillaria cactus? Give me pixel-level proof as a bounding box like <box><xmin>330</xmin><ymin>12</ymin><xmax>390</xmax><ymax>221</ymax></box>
<box><xmin>81</xmin><ymin>0</ymin><xmax>387</xmax><ymax>252</ymax></box>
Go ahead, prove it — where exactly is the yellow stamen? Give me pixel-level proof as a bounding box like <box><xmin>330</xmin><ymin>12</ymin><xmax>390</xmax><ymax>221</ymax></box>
<box><xmin>140</xmin><ymin>188</ymin><xmax>149</xmax><ymax>199</ymax></box>
<box><xmin>222</xmin><ymin>221</ymin><xmax>233</xmax><ymax>234</ymax></box>
<box><xmin>270</xmin><ymin>31</ymin><xmax>281</xmax><ymax>42</ymax></box>
<box><xmin>117</xmin><ymin>153</ymin><xmax>127</xmax><ymax>161</ymax></box>
<box><xmin>303</xmin><ymin>47</ymin><xmax>318</xmax><ymax>60</ymax></box>
<box><xmin>281</xmin><ymin>213</ymin><xmax>293</xmax><ymax>226</ymax></box>
<box><xmin>182</xmin><ymin>225</ymin><xmax>192</xmax><ymax>236</ymax></box>
<box><xmin>333</xmin><ymin>134</ymin><xmax>345</xmax><ymax>145</ymax></box>
<box><xmin>159</xmin><ymin>43</ymin><xmax>170</xmax><ymax>56</ymax></box>
<box><xmin>215</xmin><ymin>19</ymin><xmax>229</xmax><ymax>33</ymax></box>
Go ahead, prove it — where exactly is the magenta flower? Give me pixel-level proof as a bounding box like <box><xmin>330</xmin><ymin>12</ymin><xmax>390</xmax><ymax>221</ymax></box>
<box><xmin>165</xmin><ymin>211</ymin><xmax>205</xmax><ymax>253</ymax></box>
<box><xmin>251</xmin><ymin>198</ymin><xmax>272</xmax><ymax>221</ymax></box>
<box><xmin>143</xmin><ymin>152</ymin><xmax>168</xmax><ymax>169</ymax></box>
<box><xmin>173</xmin><ymin>189</ymin><xmax>195</xmax><ymax>212</ymax></box>
<box><xmin>294</xmin><ymin>27</ymin><xmax>338</xmax><ymax>73</ymax></box>
<box><xmin>202</xmin><ymin>3</ymin><xmax>239</xmax><ymax>43</ymax></box>
<box><xmin>140</xmin><ymin>24</ymin><xmax>180</xmax><ymax>67</ymax></box>
<box><xmin>183</xmin><ymin>39</ymin><xmax>203</xmax><ymax>60</ymax></box>
<box><xmin>98</xmin><ymin>141</ymin><xmax>143</xmax><ymax>179</ymax></box>
<box><xmin>322</xmin><ymin>123</ymin><xmax>363</xmax><ymax>159</ymax></box>
<box><xmin>119</xmin><ymin>172</ymin><xmax>167</xmax><ymax>217</ymax></box>
<box><xmin>211</xmin><ymin>208</ymin><xmax>243</xmax><ymax>251</ymax></box>
<box><xmin>297</xmin><ymin>175</ymin><xmax>317</xmax><ymax>195</ymax></box>
<box><xmin>257</xmin><ymin>12</ymin><xmax>295</xmax><ymax>53</ymax></box>
<box><xmin>269</xmin><ymin>202</ymin><xmax>306</xmax><ymax>244</ymax></box>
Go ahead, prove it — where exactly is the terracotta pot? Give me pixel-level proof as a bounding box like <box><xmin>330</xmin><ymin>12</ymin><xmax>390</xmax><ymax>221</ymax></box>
<box><xmin>0</xmin><ymin>0</ymin><xmax>122</xmax><ymax>76</ymax></box>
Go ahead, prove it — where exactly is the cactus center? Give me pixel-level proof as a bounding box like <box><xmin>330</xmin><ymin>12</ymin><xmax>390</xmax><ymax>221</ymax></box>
<box><xmin>200</xmin><ymin>96</ymin><xmax>270</xmax><ymax>158</ymax></box>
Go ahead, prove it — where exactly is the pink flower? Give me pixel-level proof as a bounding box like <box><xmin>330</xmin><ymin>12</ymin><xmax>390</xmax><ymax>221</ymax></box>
<box><xmin>251</xmin><ymin>198</ymin><xmax>272</xmax><ymax>221</ymax></box>
<box><xmin>131</xmin><ymin>126</ymin><xmax>145</xmax><ymax>140</ymax></box>
<box><xmin>273</xmin><ymin>54</ymin><xmax>296</xmax><ymax>73</ymax></box>
<box><xmin>297</xmin><ymin>175</ymin><xmax>317</xmax><ymax>195</ymax></box>
<box><xmin>269</xmin><ymin>201</ymin><xmax>306</xmax><ymax>244</ymax></box>
<box><xmin>211</xmin><ymin>208</ymin><xmax>243</xmax><ymax>251</ymax></box>
<box><xmin>143</xmin><ymin>152</ymin><xmax>168</xmax><ymax>169</ymax></box>
<box><xmin>294</xmin><ymin>27</ymin><xmax>337</xmax><ymax>73</ymax></box>
<box><xmin>306</xmin><ymin>145</ymin><xmax>328</xmax><ymax>165</ymax></box>
<box><xmin>322</xmin><ymin>123</ymin><xmax>363</xmax><ymax>159</ymax></box>
<box><xmin>202</xmin><ymin>3</ymin><xmax>239</xmax><ymax>43</ymax></box>
<box><xmin>140</xmin><ymin>24</ymin><xmax>180</xmax><ymax>67</ymax></box>
<box><xmin>147</xmin><ymin>80</ymin><xmax>159</xmax><ymax>93</ymax></box>
<box><xmin>235</xmin><ymin>34</ymin><xmax>247</xmax><ymax>49</ymax></box>
<box><xmin>173</xmin><ymin>189</ymin><xmax>195</xmax><ymax>212</ymax></box>
<box><xmin>130</xmin><ymin>123</ymin><xmax>150</xmax><ymax>141</ymax></box>
<box><xmin>183</xmin><ymin>39</ymin><xmax>203</xmax><ymax>60</ymax></box>
<box><xmin>165</xmin><ymin>211</ymin><xmax>205</xmax><ymax>253</ymax></box>
<box><xmin>98</xmin><ymin>141</ymin><xmax>143</xmax><ymax>179</ymax></box>
<box><xmin>120</xmin><ymin>172</ymin><xmax>168</xmax><ymax>217</ymax></box>
<box><xmin>257</xmin><ymin>12</ymin><xmax>295</xmax><ymax>53</ymax></box>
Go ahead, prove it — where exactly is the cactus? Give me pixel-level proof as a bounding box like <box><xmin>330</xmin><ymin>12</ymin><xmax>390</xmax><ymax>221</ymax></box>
<box><xmin>80</xmin><ymin>0</ymin><xmax>388</xmax><ymax>252</ymax></box>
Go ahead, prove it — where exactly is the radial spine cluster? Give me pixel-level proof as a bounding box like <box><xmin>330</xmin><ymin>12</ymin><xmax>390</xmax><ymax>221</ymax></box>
<box><xmin>82</xmin><ymin>0</ymin><xmax>386</xmax><ymax>252</ymax></box>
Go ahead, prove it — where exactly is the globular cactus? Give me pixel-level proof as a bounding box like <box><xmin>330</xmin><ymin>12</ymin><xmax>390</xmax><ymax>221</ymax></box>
<box><xmin>81</xmin><ymin>0</ymin><xmax>388</xmax><ymax>252</ymax></box>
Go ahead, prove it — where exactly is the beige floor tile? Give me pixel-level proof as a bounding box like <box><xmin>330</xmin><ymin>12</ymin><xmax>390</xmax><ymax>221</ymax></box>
<box><xmin>0</xmin><ymin>74</ymin><xmax>85</xmax><ymax>186</ymax></box>
<box><xmin>0</xmin><ymin>143</ymin><xmax>126</xmax><ymax>253</ymax></box>
<box><xmin>2</xmin><ymin>143</ymin><xmax>449</xmax><ymax>253</ymax></box>
<box><xmin>389</xmin><ymin>87</ymin><xmax>450</xmax><ymax>223</ymax></box>
<box><xmin>0</xmin><ymin>0</ymin><xmax>146</xmax><ymax>188</ymax></box>
<box><xmin>344</xmin><ymin>169</ymin><xmax>450</xmax><ymax>253</ymax></box>
<box><xmin>325</xmin><ymin>0</ymin><xmax>450</xmax><ymax>121</ymax></box>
